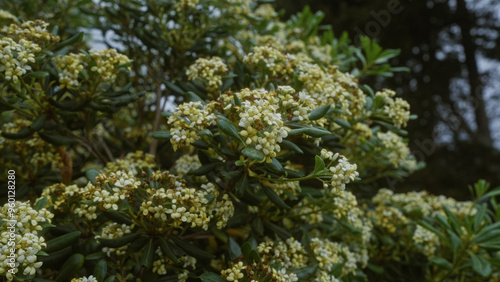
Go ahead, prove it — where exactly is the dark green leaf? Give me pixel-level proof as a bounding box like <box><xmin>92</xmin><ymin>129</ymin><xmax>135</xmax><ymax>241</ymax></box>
<box><xmin>85</xmin><ymin>252</ymin><xmax>105</xmax><ymax>261</ymax></box>
<box><xmin>292</xmin><ymin>264</ymin><xmax>319</xmax><ymax>279</ymax></box>
<box><xmin>53</xmin><ymin>32</ymin><xmax>84</xmax><ymax>50</ymax></box>
<box><xmin>217</xmin><ymin>116</ymin><xmax>244</xmax><ymax>144</ymax></box>
<box><xmin>199</xmin><ymin>272</ymin><xmax>225</xmax><ymax>282</ymax></box>
<box><xmin>171</xmin><ymin>236</ymin><xmax>215</xmax><ymax>260</ymax></box>
<box><xmin>266</xmin><ymin>158</ymin><xmax>283</xmax><ymax>173</ymax></box>
<box><xmin>164</xmin><ymin>80</ymin><xmax>185</xmax><ymax>95</ymax></box>
<box><xmin>34</xmin><ymin>197</ymin><xmax>48</xmax><ymax>211</ymax></box>
<box><xmin>30</xmin><ymin>114</ymin><xmax>47</xmax><ymax>131</ymax></box>
<box><xmin>94</xmin><ymin>259</ymin><xmax>107</xmax><ymax>281</ymax></box>
<box><xmin>309</xmin><ymin>104</ymin><xmax>330</xmax><ymax>120</ymax></box>
<box><xmin>281</xmin><ymin>140</ymin><xmax>303</xmax><ymax>154</ymax></box>
<box><xmin>43</xmin><ymin>231</ymin><xmax>81</xmax><ymax>254</ymax></box>
<box><xmin>159</xmin><ymin>237</ymin><xmax>181</xmax><ymax>264</ymax></box>
<box><xmin>1</xmin><ymin>127</ymin><xmax>34</xmax><ymax>139</ymax></box>
<box><xmin>228</xmin><ymin>237</ymin><xmax>242</xmax><ymax>260</ymax></box>
<box><xmin>86</xmin><ymin>169</ymin><xmax>101</xmax><ymax>185</ymax></box>
<box><xmin>428</xmin><ymin>257</ymin><xmax>452</xmax><ymax>270</ymax></box>
<box><xmin>470</xmin><ymin>253</ymin><xmax>492</xmax><ymax>277</ymax></box>
<box><xmin>262</xmin><ymin>185</ymin><xmax>291</xmax><ymax>209</ymax></box>
<box><xmin>235</xmin><ymin>174</ymin><xmax>248</xmax><ymax>197</ymax></box>
<box><xmin>152</xmin><ymin>130</ymin><xmax>171</xmax><ymax>140</ymax></box>
<box><xmin>38</xmin><ymin>132</ymin><xmax>76</xmax><ymax>145</ymax></box>
<box><xmin>55</xmin><ymin>253</ymin><xmax>84</xmax><ymax>281</ymax></box>
<box><xmin>29</xmin><ymin>71</ymin><xmax>49</xmax><ymax>78</ymax></box>
<box><xmin>141</xmin><ymin>239</ymin><xmax>155</xmax><ymax>268</ymax></box>
<box><xmin>98</xmin><ymin>233</ymin><xmax>140</xmax><ymax>248</ymax></box>
<box><xmin>242</xmin><ymin>147</ymin><xmax>265</xmax><ymax>162</ymax></box>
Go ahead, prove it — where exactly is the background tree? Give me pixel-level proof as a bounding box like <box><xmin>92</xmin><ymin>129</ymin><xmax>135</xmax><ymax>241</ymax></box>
<box><xmin>275</xmin><ymin>0</ymin><xmax>500</xmax><ymax>198</ymax></box>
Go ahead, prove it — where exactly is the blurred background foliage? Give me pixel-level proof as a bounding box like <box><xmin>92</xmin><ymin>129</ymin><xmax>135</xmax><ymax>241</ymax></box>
<box><xmin>274</xmin><ymin>0</ymin><xmax>500</xmax><ymax>200</ymax></box>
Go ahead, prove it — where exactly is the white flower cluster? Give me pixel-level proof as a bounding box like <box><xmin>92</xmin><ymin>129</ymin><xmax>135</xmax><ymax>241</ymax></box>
<box><xmin>243</xmin><ymin>46</ymin><xmax>294</xmax><ymax>78</ymax></box>
<box><xmin>186</xmin><ymin>56</ymin><xmax>228</xmax><ymax>92</ymax></box>
<box><xmin>0</xmin><ymin>201</ymin><xmax>53</xmax><ymax>280</ymax></box>
<box><xmin>376</xmin><ymin>131</ymin><xmax>417</xmax><ymax>170</ymax></box>
<box><xmin>321</xmin><ymin>149</ymin><xmax>359</xmax><ymax>193</ymax></box>
<box><xmin>54</xmin><ymin>49</ymin><xmax>131</xmax><ymax>89</ymax></box>
<box><xmin>168</xmin><ymin>101</ymin><xmax>216</xmax><ymax>150</ymax></box>
<box><xmin>0</xmin><ymin>37</ymin><xmax>39</xmax><ymax>82</ymax></box>
<box><xmin>235</xmin><ymin>89</ymin><xmax>291</xmax><ymax>162</ymax></box>
<box><xmin>95</xmin><ymin>222</ymin><xmax>133</xmax><ymax>257</ymax></box>
<box><xmin>413</xmin><ymin>225</ymin><xmax>439</xmax><ymax>257</ymax></box>
<box><xmin>139</xmin><ymin>173</ymin><xmax>233</xmax><ymax>231</ymax></box>
<box><xmin>71</xmin><ymin>275</ymin><xmax>98</xmax><ymax>282</ymax></box>
<box><xmin>310</xmin><ymin>237</ymin><xmax>358</xmax><ymax>277</ymax></box>
<box><xmin>376</xmin><ymin>89</ymin><xmax>411</xmax><ymax>128</ymax></box>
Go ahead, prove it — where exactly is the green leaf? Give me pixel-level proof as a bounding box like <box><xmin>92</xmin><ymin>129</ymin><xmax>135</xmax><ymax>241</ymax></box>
<box><xmin>474</xmin><ymin>203</ymin><xmax>488</xmax><ymax>232</ymax></box>
<box><xmin>367</xmin><ymin>263</ymin><xmax>384</xmax><ymax>274</ymax></box>
<box><xmin>252</xmin><ymin>217</ymin><xmax>264</xmax><ymax>236</ymax></box>
<box><xmin>242</xmin><ymin>147</ymin><xmax>265</xmax><ymax>162</ymax></box>
<box><xmin>184</xmin><ymin>91</ymin><xmax>204</xmax><ymax>102</ymax></box>
<box><xmin>164</xmin><ymin>80</ymin><xmax>185</xmax><ymax>95</ymax></box>
<box><xmin>288</xmin><ymin>128</ymin><xmax>310</xmax><ymax>135</ymax></box>
<box><xmin>98</xmin><ymin>233</ymin><xmax>140</xmax><ymax>248</ymax></box>
<box><xmin>141</xmin><ymin>239</ymin><xmax>155</xmax><ymax>268</ymax></box>
<box><xmin>334</xmin><ymin>118</ymin><xmax>351</xmax><ymax>129</ymax></box>
<box><xmin>281</xmin><ymin>140</ymin><xmax>303</xmax><ymax>154</ymax></box>
<box><xmin>38</xmin><ymin>132</ymin><xmax>76</xmax><ymax>145</ymax></box>
<box><xmin>34</xmin><ymin>197</ymin><xmax>48</xmax><ymax>211</ymax></box>
<box><xmin>29</xmin><ymin>71</ymin><xmax>49</xmax><ymax>78</ymax></box>
<box><xmin>103</xmin><ymin>211</ymin><xmax>133</xmax><ymax>225</ymax></box>
<box><xmin>446</xmin><ymin>229</ymin><xmax>461</xmax><ymax>254</ymax></box>
<box><xmin>470</xmin><ymin>253</ymin><xmax>492</xmax><ymax>277</ymax></box>
<box><xmin>192</xmin><ymin>162</ymin><xmax>221</xmax><ymax>176</ymax></box>
<box><xmin>53</xmin><ymin>32</ymin><xmax>84</xmax><ymax>50</ymax></box>
<box><xmin>292</xmin><ymin>264</ymin><xmax>319</xmax><ymax>280</ymax></box>
<box><xmin>199</xmin><ymin>272</ymin><xmax>226</xmax><ymax>282</ymax></box>
<box><xmin>159</xmin><ymin>237</ymin><xmax>181</xmax><ymax>264</ymax></box>
<box><xmin>55</xmin><ymin>253</ymin><xmax>85</xmax><ymax>282</ymax></box>
<box><xmin>262</xmin><ymin>185</ymin><xmax>291</xmax><ymax>209</ymax></box>
<box><xmin>228</xmin><ymin>237</ymin><xmax>242</xmax><ymax>260</ymax></box>
<box><xmin>94</xmin><ymin>259</ymin><xmax>107</xmax><ymax>281</ymax></box>
<box><xmin>171</xmin><ymin>236</ymin><xmax>215</xmax><ymax>260</ymax></box>
<box><xmin>235</xmin><ymin>174</ymin><xmax>248</xmax><ymax>197</ymax></box>
<box><xmin>304</xmin><ymin>127</ymin><xmax>331</xmax><ymax>137</ymax></box>
<box><xmin>248</xmin><ymin>249</ymin><xmax>261</xmax><ymax>263</ymax></box>
<box><xmin>266</xmin><ymin>158</ymin><xmax>283</xmax><ymax>173</ymax></box>
<box><xmin>1</xmin><ymin>127</ymin><xmax>34</xmax><ymax>139</ymax></box>
<box><xmin>233</xmin><ymin>93</ymin><xmax>242</xmax><ymax>106</ymax></box>
<box><xmin>428</xmin><ymin>257</ymin><xmax>452</xmax><ymax>270</ymax></box>
<box><xmin>264</xmin><ymin>221</ymin><xmax>292</xmax><ymax>240</ymax></box>
<box><xmin>241</xmin><ymin>242</ymin><xmax>252</xmax><ymax>257</ymax></box>
<box><xmin>217</xmin><ymin>116</ymin><xmax>244</xmax><ymax>144</ymax></box>
<box><xmin>30</xmin><ymin>114</ymin><xmax>47</xmax><ymax>131</ymax></box>
<box><xmin>43</xmin><ymin>231</ymin><xmax>81</xmax><ymax>254</ymax></box>
<box><xmin>309</xmin><ymin>104</ymin><xmax>330</xmax><ymax>120</ymax></box>
<box><xmin>85</xmin><ymin>252</ymin><xmax>105</xmax><ymax>261</ymax></box>
<box><xmin>373</xmin><ymin>96</ymin><xmax>385</xmax><ymax>110</ymax></box>
<box><xmin>104</xmin><ymin>276</ymin><xmax>116</xmax><ymax>282</ymax></box>
<box><xmin>86</xmin><ymin>169</ymin><xmax>101</xmax><ymax>185</ymax></box>
<box><xmin>312</xmin><ymin>155</ymin><xmax>325</xmax><ymax>174</ymax></box>
<box><xmin>152</xmin><ymin>130</ymin><xmax>171</xmax><ymax>140</ymax></box>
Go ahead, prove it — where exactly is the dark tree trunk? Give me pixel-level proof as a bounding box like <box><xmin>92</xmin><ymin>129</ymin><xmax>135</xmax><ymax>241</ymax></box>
<box><xmin>456</xmin><ymin>0</ymin><xmax>493</xmax><ymax>147</ymax></box>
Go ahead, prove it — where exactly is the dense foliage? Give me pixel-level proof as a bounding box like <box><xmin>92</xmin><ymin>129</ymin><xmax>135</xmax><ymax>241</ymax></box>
<box><xmin>1</xmin><ymin>1</ymin><xmax>500</xmax><ymax>281</ymax></box>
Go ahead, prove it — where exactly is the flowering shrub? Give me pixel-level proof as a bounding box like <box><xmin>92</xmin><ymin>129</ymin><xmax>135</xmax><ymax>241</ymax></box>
<box><xmin>1</xmin><ymin>1</ymin><xmax>500</xmax><ymax>282</ymax></box>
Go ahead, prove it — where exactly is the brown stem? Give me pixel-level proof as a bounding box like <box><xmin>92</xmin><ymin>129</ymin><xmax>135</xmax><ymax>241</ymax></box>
<box><xmin>149</xmin><ymin>82</ymin><xmax>164</xmax><ymax>156</ymax></box>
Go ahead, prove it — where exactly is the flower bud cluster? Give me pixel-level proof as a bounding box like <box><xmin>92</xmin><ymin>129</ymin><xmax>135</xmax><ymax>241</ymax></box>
<box><xmin>367</xmin><ymin>205</ymin><xmax>408</xmax><ymax>234</ymax></box>
<box><xmin>376</xmin><ymin>89</ymin><xmax>411</xmax><ymax>128</ymax></box>
<box><xmin>95</xmin><ymin>222</ymin><xmax>133</xmax><ymax>257</ymax></box>
<box><xmin>376</xmin><ymin>131</ymin><xmax>417</xmax><ymax>170</ymax></box>
<box><xmin>0</xmin><ymin>37</ymin><xmax>39</xmax><ymax>82</ymax></box>
<box><xmin>243</xmin><ymin>46</ymin><xmax>295</xmax><ymax>78</ymax></box>
<box><xmin>55</xmin><ymin>49</ymin><xmax>130</xmax><ymax>89</ymax></box>
<box><xmin>71</xmin><ymin>276</ymin><xmax>98</xmax><ymax>282</ymax></box>
<box><xmin>174</xmin><ymin>0</ymin><xmax>200</xmax><ymax>12</ymax></box>
<box><xmin>310</xmin><ymin>238</ymin><xmax>358</xmax><ymax>277</ymax></box>
<box><xmin>321</xmin><ymin>150</ymin><xmax>359</xmax><ymax>193</ymax></box>
<box><xmin>138</xmin><ymin>173</ymin><xmax>233</xmax><ymax>231</ymax></box>
<box><xmin>412</xmin><ymin>225</ymin><xmax>439</xmax><ymax>257</ymax></box>
<box><xmin>1</xmin><ymin>20</ymin><xmax>59</xmax><ymax>44</ymax></box>
<box><xmin>168</xmin><ymin>101</ymin><xmax>216</xmax><ymax>150</ymax></box>
<box><xmin>0</xmin><ymin>201</ymin><xmax>53</xmax><ymax>279</ymax></box>
<box><xmin>186</xmin><ymin>56</ymin><xmax>228</xmax><ymax>92</ymax></box>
